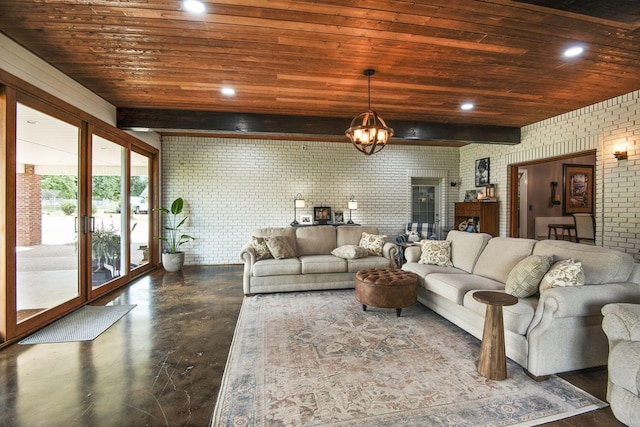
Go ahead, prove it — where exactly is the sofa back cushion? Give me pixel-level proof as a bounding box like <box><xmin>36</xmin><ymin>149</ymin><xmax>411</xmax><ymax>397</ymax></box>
<box><xmin>445</xmin><ymin>230</ymin><xmax>492</xmax><ymax>273</ymax></box>
<box><xmin>473</xmin><ymin>237</ymin><xmax>537</xmax><ymax>283</ymax></box>
<box><xmin>252</xmin><ymin>227</ymin><xmax>297</xmax><ymax>255</ymax></box>
<box><xmin>533</xmin><ymin>239</ymin><xmax>634</xmax><ymax>284</ymax></box>
<box><xmin>296</xmin><ymin>225</ymin><xmax>337</xmax><ymax>256</ymax></box>
<box><xmin>336</xmin><ymin>225</ymin><xmax>380</xmax><ymax>247</ymax></box>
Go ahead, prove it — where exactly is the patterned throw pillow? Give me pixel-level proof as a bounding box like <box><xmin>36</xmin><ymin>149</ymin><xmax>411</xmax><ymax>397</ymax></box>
<box><xmin>251</xmin><ymin>236</ymin><xmax>272</xmax><ymax>261</ymax></box>
<box><xmin>331</xmin><ymin>245</ymin><xmax>369</xmax><ymax>259</ymax></box>
<box><xmin>505</xmin><ymin>255</ymin><xmax>553</xmax><ymax>298</ymax></box>
<box><xmin>264</xmin><ymin>236</ymin><xmax>296</xmax><ymax>259</ymax></box>
<box><xmin>359</xmin><ymin>232</ymin><xmax>387</xmax><ymax>256</ymax></box>
<box><xmin>539</xmin><ymin>259</ymin><xmax>585</xmax><ymax>293</ymax></box>
<box><xmin>419</xmin><ymin>240</ymin><xmax>453</xmax><ymax>267</ymax></box>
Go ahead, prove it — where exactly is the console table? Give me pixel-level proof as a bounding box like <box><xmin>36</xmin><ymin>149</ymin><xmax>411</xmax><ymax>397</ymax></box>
<box><xmin>454</xmin><ymin>202</ymin><xmax>499</xmax><ymax>237</ymax></box>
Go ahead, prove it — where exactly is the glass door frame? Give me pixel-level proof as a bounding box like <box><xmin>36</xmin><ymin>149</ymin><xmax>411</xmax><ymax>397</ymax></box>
<box><xmin>87</xmin><ymin>125</ymin><xmax>158</xmax><ymax>301</ymax></box>
<box><xmin>10</xmin><ymin>92</ymin><xmax>88</xmax><ymax>339</ymax></box>
<box><xmin>0</xmin><ymin>76</ymin><xmax>159</xmax><ymax>344</ymax></box>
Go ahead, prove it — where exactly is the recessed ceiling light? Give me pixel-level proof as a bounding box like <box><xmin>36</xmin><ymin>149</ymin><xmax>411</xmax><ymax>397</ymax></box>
<box><xmin>460</xmin><ymin>102</ymin><xmax>474</xmax><ymax>111</ymax></box>
<box><xmin>563</xmin><ymin>46</ymin><xmax>585</xmax><ymax>58</ymax></box>
<box><xmin>221</xmin><ymin>87</ymin><xmax>236</xmax><ymax>97</ymax></box>
<box><xmin>183</xmin><ymin>0</ymin><xmax>206</xmax><ymax>14</ymax></box>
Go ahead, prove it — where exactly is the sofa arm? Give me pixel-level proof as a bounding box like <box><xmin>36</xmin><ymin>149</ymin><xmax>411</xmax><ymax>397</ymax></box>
<box><xmin>405</xmin><ymin>245</ymin><xmax>421</xmax><ymax>263</ymax></box>
<box><xmin>383</xmin><ymin>242</ymin><xmax>399</xmax><ymax>267</ymax></box>
<box><xmin>602</xmin><ymin>303</ymin><xmax>640</xmax><ymax>348</ymax></box>
<box><xmin>239</xmin><ymin>243</ymin><xmax>256</xmax><ymax>295</ymax></box>
<box><xmin>535</xmin><ymin>283</ymin><xmax>640</xmax><ymax>319</ymax></box>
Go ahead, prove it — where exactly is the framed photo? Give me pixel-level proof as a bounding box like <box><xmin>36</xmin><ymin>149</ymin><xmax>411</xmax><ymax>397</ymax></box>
<box><xmin>475</xmin><ymin>158</ymin><xmax>490</xmax><ymax>187</ymax></box>
<box><xmin>333</xmin><ymin>210</ymin><xmax>344</xmax><ymax>224</ymax></box>
<box><xmin>562</xmin><ymin>164</ymin><xmax>594</xmax><ymax>215</ymax></box>
<box><xmin>464</xmin><ymin>189</ymin><xmax>478</xmax><ymax>202</ymax></box>
<box><xmin>300</xmin><ymin>214</ymin><xmax>312</xmax><ymax>225</ymax></box>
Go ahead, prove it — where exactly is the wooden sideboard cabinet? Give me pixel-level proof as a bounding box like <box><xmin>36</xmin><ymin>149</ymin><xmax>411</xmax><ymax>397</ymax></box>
<box><xmin>454</xmin><ymin>202</ymin><xmax>499</xmax><ymax>237</ymax></box>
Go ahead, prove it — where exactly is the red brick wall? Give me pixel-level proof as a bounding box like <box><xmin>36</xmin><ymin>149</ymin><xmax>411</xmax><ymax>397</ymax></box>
<box><xmin>17</xmin><ymin>164</ymin><xmax>42</xmax><ymax>246</ymax></box>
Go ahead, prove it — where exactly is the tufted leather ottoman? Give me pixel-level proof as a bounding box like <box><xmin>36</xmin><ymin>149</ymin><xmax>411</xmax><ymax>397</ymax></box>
<box><xmin>355</xmin><ymin>268</ymin><xmax>418</xmax><ymax>317</ymax></box>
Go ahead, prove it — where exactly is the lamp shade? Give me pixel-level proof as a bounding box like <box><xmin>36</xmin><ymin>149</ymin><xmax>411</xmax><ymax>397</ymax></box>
<box><xmin>348</xmin><ymin>200</ymin><xmax>358</xmax><ymax>210</ymax></box>
<box><xmin>295</xmin><ymin>198</ymin><xmax>306</xmax><ymax>208</ymax></box>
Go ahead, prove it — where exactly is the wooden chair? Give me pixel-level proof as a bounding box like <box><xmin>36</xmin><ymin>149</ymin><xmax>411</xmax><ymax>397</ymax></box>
<box><xmin>571</xmin><ymin>213</ymin><xmax>595</xmax><ymax>244</ymax></box>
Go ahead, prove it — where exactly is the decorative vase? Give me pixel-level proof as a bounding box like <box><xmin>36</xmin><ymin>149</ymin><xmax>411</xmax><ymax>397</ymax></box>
<box><xmin>162</xmin><ymin>252</ymin><xmax>185</xmax><ymax>272</ymax></box>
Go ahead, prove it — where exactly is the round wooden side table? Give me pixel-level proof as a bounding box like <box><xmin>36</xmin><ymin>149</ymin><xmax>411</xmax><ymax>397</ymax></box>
<box><xmin>472</xmin><ymin>290</ymin><xmax>518</xmax><ymax>380</ymax></box>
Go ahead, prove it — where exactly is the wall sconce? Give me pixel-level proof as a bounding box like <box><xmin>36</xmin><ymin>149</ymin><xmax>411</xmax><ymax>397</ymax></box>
<box><xmin>614</xmin><ymin>144</ymin><xmax>628</xmax><ymax>161</ymax></box>
<box><xmin>347</xmin><ymin>195</ymin><xmax>358</xmax><ymax>224</ymax></box>
<box><xmin>550</xmin><ymin>182</ymin><xmax>561</xmax><ymax>205</ymax></box>
<box><xmin>291</xmin><ymin>193</ymin><xmax>306</xmax><ymax>226</ymax></box>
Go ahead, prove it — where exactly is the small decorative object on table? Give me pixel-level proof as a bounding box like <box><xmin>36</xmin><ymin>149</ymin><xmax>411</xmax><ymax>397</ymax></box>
<box><xmin>333</xmin><ymin>210</ymin><xmax>344</xmax><ymax>224</ymax></box>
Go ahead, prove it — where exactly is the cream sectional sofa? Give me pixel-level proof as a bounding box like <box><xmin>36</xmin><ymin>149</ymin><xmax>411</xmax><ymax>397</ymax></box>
<box><xmin>240</xmin><ymin>225</ymin><xmax>398</xmax><ymax>295</ymax></box>
<box><xmin>402</xmin><ymin>230</ymin><xmax>640</xmax><ymax>378</ymax></box>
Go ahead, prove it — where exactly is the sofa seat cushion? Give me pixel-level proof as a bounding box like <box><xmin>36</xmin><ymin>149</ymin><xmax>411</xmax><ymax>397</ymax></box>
<box><xmin>463</xmin><ymin>291</ymin><xmax>537</xmax><ymax>335</ymax></box>
<box><xmin>424</xmin><ymin>273</ymin><xmax>504</xmax><ymax>305</ymax></box>
<box><xmin>300</xmin><ymin>255</ymin><xmax>347</xmax><ymax>274</ymax></box>
<box><xmin>402</xmin><ymin>262</ymin><xmax>467</xmax><ymax>278</ymax></box>
<box><xmin>346</xmin><ymin>256</ymin><xmax>391</xmax><ymax>272</ymax></box>
<box><xmin>253</xmin><ymin>258</ymin><xmax>301</xmax><ymax>277</ymax></box>
<box><xmin>608</xmin><ymin>340</ymin><xmax>640</xmax><ymax>395</ymax></box>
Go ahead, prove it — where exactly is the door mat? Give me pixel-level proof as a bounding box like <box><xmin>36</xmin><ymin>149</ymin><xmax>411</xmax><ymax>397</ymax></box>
<box><xmin>19</xmin><ymin>304</ymin><xmax>136</xmax><ymax>344</ymax></box>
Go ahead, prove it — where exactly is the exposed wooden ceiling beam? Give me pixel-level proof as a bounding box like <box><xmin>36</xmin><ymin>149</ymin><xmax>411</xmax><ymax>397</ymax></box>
<box><xmin>117</xmin><ymin>108</ymin><xmax>520</xmax><ymax>145</ymax></box>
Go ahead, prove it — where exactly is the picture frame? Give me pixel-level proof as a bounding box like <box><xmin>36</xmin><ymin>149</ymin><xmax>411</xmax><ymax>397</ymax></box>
<box><xmin>475</xmin><ymin>158</ymin><xmax>490</xmax><ymax>187</ymax></box>
<box><xmin>300</xmin><ymin>214</ymin><xmax>312</xmax><ymax>225</ymax></box>
<box><xmin>313</xmin><ymin>206</ymin><xmax>332</xmax><ymax>224</ymax></box>
<box><xmin>464</xmin><ymin>189</ymin><xmax>478</xmax><ymax>202</ymax></box>
<box><xmin>562</xmin><ymin>164</ymin><xmax>594</xmax><ymax>215</ymax></box>
<box><xmin>333</xmin><ymin>210</ymin><xmax>344</xmax><ymax>224</ymax></box>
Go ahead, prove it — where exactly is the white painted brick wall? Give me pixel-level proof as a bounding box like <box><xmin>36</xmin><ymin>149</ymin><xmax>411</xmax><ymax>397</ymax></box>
<box><xmin>460</xmin><ymin>89</ymin><xmax>640</xmax><ymax>261</ymax></box>
<box><xmin>161</xmin><ymin>140</ymin><xmax>459</xmax><ymax>265</ymax></box>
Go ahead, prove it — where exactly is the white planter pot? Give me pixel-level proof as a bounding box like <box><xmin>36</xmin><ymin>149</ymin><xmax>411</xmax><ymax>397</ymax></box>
<box><xmin>162</xmin><ymin>252</ymin><xmax>185</xmax><ymax>272</ymax></box>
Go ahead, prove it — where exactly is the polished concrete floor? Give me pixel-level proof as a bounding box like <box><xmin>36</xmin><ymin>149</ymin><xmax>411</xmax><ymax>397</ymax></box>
<box><xmin>0</xmin><ymin>266</ymin><xmax>624</xmax><ymax>426</ymax></box>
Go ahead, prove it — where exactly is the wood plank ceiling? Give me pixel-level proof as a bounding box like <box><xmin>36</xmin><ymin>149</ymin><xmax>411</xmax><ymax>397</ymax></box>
<box><xmin>1</xmin><ymin>0</ymin><xmax>639</xmax><ymax>144</ymax></box>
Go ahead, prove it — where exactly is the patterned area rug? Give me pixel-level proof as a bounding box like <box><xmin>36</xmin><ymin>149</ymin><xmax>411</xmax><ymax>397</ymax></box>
<box><xmin>19</xmin><ymin>304</ymin><xmax>136</xmax><ymax>344</ymax></box>
<box><xmin>212</xmin><ymin>290</ymin><xmax>606</xmax><ymax>426</ymax></box>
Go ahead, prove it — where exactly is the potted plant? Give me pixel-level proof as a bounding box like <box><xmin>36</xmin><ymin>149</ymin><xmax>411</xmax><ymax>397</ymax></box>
<box><xmin>155</xmin><ymin>197</ymin><xmax>195</xmax><ymax>272</ymax></box>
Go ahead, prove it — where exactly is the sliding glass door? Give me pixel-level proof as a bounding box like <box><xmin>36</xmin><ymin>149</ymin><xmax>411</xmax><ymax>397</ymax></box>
<box><xmin>15</xmin><ymin>103</ymin><xmax>82</xmax><ymax>323</ymax></box>
<box><xmin>1</xmin><ymin>83</ymin><xmax>158</xmax><ymax>343</ymax></box>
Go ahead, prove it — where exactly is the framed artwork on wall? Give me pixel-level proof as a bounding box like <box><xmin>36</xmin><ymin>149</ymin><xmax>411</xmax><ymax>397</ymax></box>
<box><xmin>475</xmin><ymin>158</ymin><xmax>490</xmax><ymax>187</ymax></box>
<box><xmin>562</xmin><ymin>164</ymin><xmax>594</xmax><ymax>215</ymax></box>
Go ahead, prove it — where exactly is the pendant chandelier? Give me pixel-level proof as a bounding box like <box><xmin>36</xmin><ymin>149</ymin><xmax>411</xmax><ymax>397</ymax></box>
<box><xmin>345</xmin><ymin>69</ymin><xmax>394</xmax><ymax>156</ymax></box>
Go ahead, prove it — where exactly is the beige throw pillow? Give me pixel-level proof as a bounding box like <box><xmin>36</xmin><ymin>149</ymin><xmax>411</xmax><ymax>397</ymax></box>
<box><xmin>331</xmin><ymin>245</ymin><xmax>369</xmax><ymax>259</ymax></box>
<box><xmin>539</xmin><ymin>259</ymin><xmax>585</xmax><ymax>293</ymax></box>
<box><xmin>505</xmin><ymin>255</ymin><xmax>553</xmax><ymax>298</ymax></box>
<box><xmin>359</xmin><ymin>232</ymin><xmax>387</xmax><ymax>256</ymax></box>
<box><xmin>251</xmin><ymin>236</ymin><xmax>272</xmax><ymax>261</ymax></box>
<box><xmin>419</xmin><ymin>240</ymin><xmax>453</xmax><ymax>267</ymax></box>
<box><xmin>264</xmin><ymin>236</ymin><xmax>296</xmax><ymax>259</ymax></box>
